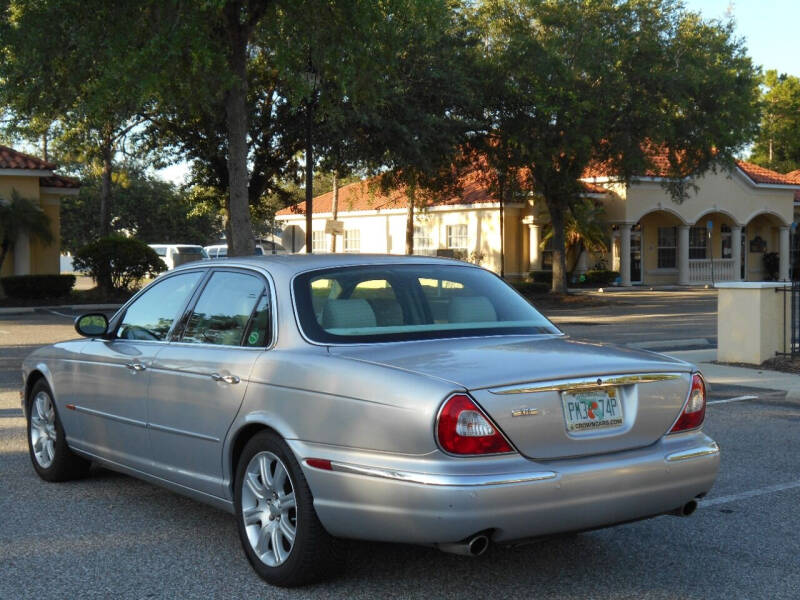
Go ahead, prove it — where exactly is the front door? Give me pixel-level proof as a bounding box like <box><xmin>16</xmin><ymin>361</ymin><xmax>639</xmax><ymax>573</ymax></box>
<box><xmin>72</xmin><ymin>270</ymin><xmax>205</xmax><ymax>471</ymax></box>
<box><xmin>146</xmin><ymin>269</ymin><xmax>272</xmax><ymax>498</ymax></box>
<box><xmin>630</xmin><ymin>225</ymin><xmax>642</xmax><ymax>284</ymax></box>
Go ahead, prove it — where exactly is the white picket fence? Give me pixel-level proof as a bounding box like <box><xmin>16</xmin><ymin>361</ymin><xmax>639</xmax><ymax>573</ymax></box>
<box><xmin>688</xmin><ymin>258</ymin><xmax>736</xmax><ymax>283</ymax></box>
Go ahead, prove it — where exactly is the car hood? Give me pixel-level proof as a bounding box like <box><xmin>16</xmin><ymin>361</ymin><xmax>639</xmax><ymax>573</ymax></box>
<box><xmin>330</xmin><ymin>335</ymin><xmax>693</xmax><ymax>390</ymax></box>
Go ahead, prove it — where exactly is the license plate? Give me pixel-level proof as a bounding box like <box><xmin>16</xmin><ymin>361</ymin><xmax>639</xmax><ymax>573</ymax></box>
<box><xmin>562</xmin><ymin>388</ymin><xmax>623</xmax><ymax>432</ymax></box>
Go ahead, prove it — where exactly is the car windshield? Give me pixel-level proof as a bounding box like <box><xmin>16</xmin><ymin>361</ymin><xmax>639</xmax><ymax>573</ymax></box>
<box><xmin>293</xmin><ymin>264</ymin><xmax>560</xmax><ymax>344</ymax></box>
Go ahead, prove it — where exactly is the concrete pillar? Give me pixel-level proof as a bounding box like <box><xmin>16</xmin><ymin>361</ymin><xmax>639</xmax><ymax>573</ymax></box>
<box><xmin>731</xmin><ymin>225</ymin><xmax>742</xmax><ymax>281</ymax></box>
<box><xmin>779</xmin><ymin>226</ymin><xmax>790</xmax><ymax>281</ymax></box>
<box><xmin>610</xmin><ymin>231</ymin><xmax>619</xmax><ymax>272</ymax></box>
<box><xmin>13</xmin><ymin>231</ymin><xmax>31</xmax><ymax>276</ymax></box>
<box><xmin>620</xmin><ymin>224</ymin><xmax>632</xmax><ymax>286</ymax></box>
<box><xmin>528</xmin><ymin>224</ymin><xmax>542</xmax><ymax>271</ymax></box>
<box><xmin>678</xmin><ymin>224</ymin><xmax>690</xmax><ymax>285</ymax></box>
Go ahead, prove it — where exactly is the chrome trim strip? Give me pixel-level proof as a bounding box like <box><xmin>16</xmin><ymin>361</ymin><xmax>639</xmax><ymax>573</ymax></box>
<box><xmin>489</xmin><ymin>372</ymin><xmax>685</xmax><ymax>395</ymax></box>
<box><xmin>71</xmin><ymin>405</ymin><xmax>148</xmax><ymax>429</ymax></box>
<box><xmin>72</xmin><ymin>405</ymin><xmax>219</xmax><ymax>442</ymax></box>
<box><xmin>325</xmin><ymin>460</ymin><xmax>558</xmax><ymax>487</ymax></box>
<box><xmin>148</xmin><ymin>422</ymin><xmax>220</xmax><ymax>443</ymax></box>
<box><xmin>665</xmin><ymin>441</ymin><xmax>720</xmax><ymax>462</ymax></box>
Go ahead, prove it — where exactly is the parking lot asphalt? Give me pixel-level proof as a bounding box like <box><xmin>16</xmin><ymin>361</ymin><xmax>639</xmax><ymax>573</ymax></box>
<box><xmin>2</xmin><ymin>297</ymin><xmax>799</xmax><ymax>599</ymax></box>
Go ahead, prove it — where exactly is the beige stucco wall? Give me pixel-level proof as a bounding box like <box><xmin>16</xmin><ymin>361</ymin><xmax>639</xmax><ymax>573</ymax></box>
<box><xmin>0</xmin><ymin>177</ymin><xmax>66</xmax><ymax>277</ymax></box>
<box><xmin>276</xmin><ymin>203</ymin><xmax>522</xmax><ymax>276</ymax></box>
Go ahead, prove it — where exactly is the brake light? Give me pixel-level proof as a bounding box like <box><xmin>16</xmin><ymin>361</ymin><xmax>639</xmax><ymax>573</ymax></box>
<box><xmin>437</xmin><ymin>394</ymin><xmax>514</xmax><ymax>455</ymax></box>
<box><xmin>669</xmin><ymin>373</ymin><xmax>706</xmax><ymax>433</ymax></box>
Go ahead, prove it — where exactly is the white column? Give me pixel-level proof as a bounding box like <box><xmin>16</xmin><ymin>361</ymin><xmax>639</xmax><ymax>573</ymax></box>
<box><xmin>731</xmin><ymin>225</ymin><xmax>742</xmax><ymax>281</ymax></box>
<box><xmin>13</xmin><ymin>231</ymin><xmax>31</xmax><ymax>276</ymax></box>
<box><xmin>528</xmin><ymin>224</ymin><xmax>541</xmax><ymax>271</ymax></box>
<box><xmin>610</xmin><ymin>231</ymin><xmax>619</xmax><ymax>272</ymax></box>
<box><xmin>779</xmin><ymin>226</ymin><xmax>790</xmax><ymax>281</ymax></box>
<box><xmin>620</xmin><ymin>224</ymin><xmax>631</xmax><ymax>286</ymax></box>
<box><xmin>678</xmin><ymin>224</ymin><xmax>690</xmax><ymax>285</ymax></box>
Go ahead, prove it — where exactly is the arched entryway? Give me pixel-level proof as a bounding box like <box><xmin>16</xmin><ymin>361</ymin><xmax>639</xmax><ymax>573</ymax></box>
<box><xmin>743</xmin><ymin>211</ymin><xmax>791</xmax><ymax>281</ymax></box>
<box><xmin>685</xmin><ymin>211</ymin><xmax>742</xmax><ymax>284</ymax></box>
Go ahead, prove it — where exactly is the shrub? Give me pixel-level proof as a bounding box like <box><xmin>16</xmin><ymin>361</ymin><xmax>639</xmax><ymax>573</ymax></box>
<box><xmin>583</xmin><ymin>269</ymin><xmax>620</xmax><ymax>285</ymax></box>
<box><xmin>0</xmin><ymin>274</ymin><xmax>76</xmax><ymax>299</ymax></box>
<box><xmin>511</xmin><ymin>280</ymin><xmax>550</xmax><ymax>295</ymax></box>
<box><xmin>763</xmin><ymin>252</ymin><xmax>779</xmax><ymax>281</ymax></box>
<box><xmin>73</xmin><ymin>236</ymin><xmax>166</xmax><ymax>291</ymax></box>
<box><xmin>530</xmin><ymin>270</ymin><xmax>553</xmax><ymax>284</ymax></box>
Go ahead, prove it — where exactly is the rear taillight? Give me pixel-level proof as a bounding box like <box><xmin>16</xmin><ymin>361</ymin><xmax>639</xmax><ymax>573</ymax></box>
<box><xmin>669</xmin><ymin>373</ymin><xmax>706</xmax><ymax>433</ymax></box>
<box><xmin>436</xmin><ymin>394</ymin><xmax>514</xmax><ymax>455</ymax></box>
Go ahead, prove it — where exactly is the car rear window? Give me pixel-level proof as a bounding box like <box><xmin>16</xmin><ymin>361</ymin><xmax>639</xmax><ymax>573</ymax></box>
<box><xmin>293</xmin><ymin>264</ymin><xmax>559</xmax><ymax>344</ymax></box>
<box><xmin>177</xmin><ymin>246</ymin><xmax>205</xmax><ymax>255</ymax></box>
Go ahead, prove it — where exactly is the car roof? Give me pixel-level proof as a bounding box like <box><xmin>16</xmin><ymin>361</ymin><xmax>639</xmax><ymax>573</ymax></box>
<box><xmin>171</xmin><ymin>253</ymin><xmax>476</xmax><ymax>278</ymax></box>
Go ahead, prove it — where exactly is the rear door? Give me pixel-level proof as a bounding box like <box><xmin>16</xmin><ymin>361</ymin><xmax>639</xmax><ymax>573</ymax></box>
<box><xmin>73</xmin><ymin>270</ymin><xmax>205</xmax><ymax>470</ymax></box>
<box><xmin>146</xmin><ymin>268</ymin><xmax>272</xmax><ymax>498</ymax></box>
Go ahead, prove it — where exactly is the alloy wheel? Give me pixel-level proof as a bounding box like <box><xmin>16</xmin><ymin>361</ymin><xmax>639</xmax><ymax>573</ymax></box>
<box><xmin>241</xmin><ymin>451</ymin><xmax>297</xmax><ymax>567</ymax></box>
<box><xmin>30</xmin><ymin>391</ymin><xmax>57</xmax><ymax>469</ymax></box>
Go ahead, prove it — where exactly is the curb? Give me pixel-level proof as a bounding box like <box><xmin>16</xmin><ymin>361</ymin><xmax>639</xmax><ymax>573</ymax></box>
<box><xmin>0</xmin><ymin>304</ymin><xmax>121</xmax><ymax>316</ymax></box>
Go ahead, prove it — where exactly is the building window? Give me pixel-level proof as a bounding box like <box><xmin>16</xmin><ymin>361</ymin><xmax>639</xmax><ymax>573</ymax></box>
<box><xmin>689</xmin><ymin>226</ymin><xmax>707</xmax><ymax>259</ymax></box>
<box><xmin>413</xmin><ymin>226</ymin><xmax>436</xmax><ymax>256</ymax></box>
<box><xmin>720</xmin><ymin>224</ymin><xmax>732</xmax><ymax>259</ymax></box>
<box><xmin>344</xmin><ymin>229</ymin><xmax>360</xmax><ymax>252</ymax></box>
<box><xmin>446</xmin><ymin>224</ymin><xmax>468</xmax><ymax>250</ymax></box>
<box><xmin>657</xmin><ymin>227</ymin><xmax>677</xmax><ymax>268</ymax></box>
<box><xmin>311</xmin><ymin>230</ymin><xmax>326</xmax><ymax>253</ymax></box>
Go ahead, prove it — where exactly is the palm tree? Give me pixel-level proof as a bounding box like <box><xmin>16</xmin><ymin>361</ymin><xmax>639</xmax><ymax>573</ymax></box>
<box><xmin>0</xmin><ymin>190</ymin><xmax>53</xmax><ymax>275</ymax></box>
<box><xmin>541</xmin><ymin>198</ymin><xmax>608</xmax><ymax>278</ymax></box>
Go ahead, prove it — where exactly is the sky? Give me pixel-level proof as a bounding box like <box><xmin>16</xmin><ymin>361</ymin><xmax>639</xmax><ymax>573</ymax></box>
<box><xmin>682</xmin><ymin>0</ymin><xmax>799</xmax><ymax>77</ymax></box>
<box><xmin>155</xmin><ymin>1</ymin><xmax>799</xmax><ymax>185</ymax></box>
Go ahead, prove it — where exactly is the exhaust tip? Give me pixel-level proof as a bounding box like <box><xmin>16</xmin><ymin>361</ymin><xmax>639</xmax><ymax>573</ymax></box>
<box><xmin>670</xmin><ymin>500</ymin><xmax>698</xmax><ymax>517</ymax></box>
<box><xmin>468</xmin><ymin>535</ymin><xmax>489</xmax><ymax>556</ymax></box>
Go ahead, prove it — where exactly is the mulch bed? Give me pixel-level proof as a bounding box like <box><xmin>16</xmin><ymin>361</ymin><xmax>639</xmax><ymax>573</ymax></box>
<box><xmin>521</xmin><ymin>292</ymin><xmax>608</xmax><ymax>309</ymax></box>
<box><xmin>714</xmin><ymin>356</ymin><xmax>800</xmax><ymax>375</ymax></box>
<box><xmin>0</xmin><ymin>287</ymin><xmax>134</xmax><ymax>308</ymax></box>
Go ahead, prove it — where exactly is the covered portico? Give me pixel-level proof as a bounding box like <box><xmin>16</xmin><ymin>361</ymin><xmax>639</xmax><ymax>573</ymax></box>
<box><xmin>599</xmin><ymin>162</ymin><xmax>799</xmax><ymax>286</ymax></box>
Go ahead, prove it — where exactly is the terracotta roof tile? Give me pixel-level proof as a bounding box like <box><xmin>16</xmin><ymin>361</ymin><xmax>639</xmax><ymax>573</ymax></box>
<box><xmin>277</xmin><ymin>170</ymin><xmax>609</xmax><ymax>217</ymax></box>
<box><xmin>39</xmin><ymin>174</ymin><xmax>81</xmax><ymax>189</ymax></box>
<box><xmin>785</xmin><ymin>169</ymin><xmax>800</xmax><ymax>183</ymax></box>
<box><xmin>735</xmin><ymin>161</ymin><xmax>800</xmax><ymax>185</ymax></box>
<box><xmin>0</xmin><ymin>145</ymin><xmax>55</xmax><ymax>170</ymax></box>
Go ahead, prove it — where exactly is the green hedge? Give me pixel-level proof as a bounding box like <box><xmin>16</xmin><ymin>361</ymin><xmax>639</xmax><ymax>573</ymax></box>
<box><xmin>530</xmin><ymin>270</ymin><xmax>553</xmax><ymax>284</ymax></box>
<box><xmin>511</xmin><ymin>280</ymin><xmax>550</xmax><ymax>295</ymax></box>
<box><xmin>0</xmin><ymin>274</ymin><xmax>76</xmax><ymax>299</ymax></box>
<box><xmin>73</xmin><ymin>236</ymin><xmax>166</xmax><ymax>291</ymax></box>
<box><xmin>582</xmin><ymin>270</ymin><xmax>620</xmax><ymax>285</ymax></box>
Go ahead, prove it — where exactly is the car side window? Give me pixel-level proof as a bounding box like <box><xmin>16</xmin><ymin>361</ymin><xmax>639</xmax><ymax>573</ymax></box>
<box><xmin>117</xmin><ymin>271</ymin><xmax>204</xmax><ymax>341</ymax></box>
<box><xmin>181</xmin><ymin>271</ymin><xmax>267</xmax><ymax>347</ymax></box>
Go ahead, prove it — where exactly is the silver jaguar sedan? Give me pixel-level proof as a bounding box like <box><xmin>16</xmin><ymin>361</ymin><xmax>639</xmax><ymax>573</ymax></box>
<box><xmin>22</xmin><ymin>255</ymin><xmax>719</xmax><ymax>586</ymax></box>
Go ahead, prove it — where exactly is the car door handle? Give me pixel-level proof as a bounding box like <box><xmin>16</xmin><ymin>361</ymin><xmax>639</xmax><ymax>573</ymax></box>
<box><xmin>211</xmin><ymin>373</ymin><xmax>240</xmax><ymax>384</ymax></box>
<box><xmin>125</xmin><ymin>362</ymin><xmax>146</xmax><ymax>371</ymax></box>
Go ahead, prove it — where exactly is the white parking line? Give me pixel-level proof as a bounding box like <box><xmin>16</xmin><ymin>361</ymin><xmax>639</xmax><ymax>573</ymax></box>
<box><xmin>701</xmin><ymin>480</ymin><xmax>800</xmax><ymax>507</ymax></box>
<box><xmin>707</xmin><ymin>395</ymin><xmax>758</xmax><ymax>405</ymax></box>
<box><xmin>44</xmin><ymin>309</ymin><xmax>76</xmax><ymax>318</ymax></box>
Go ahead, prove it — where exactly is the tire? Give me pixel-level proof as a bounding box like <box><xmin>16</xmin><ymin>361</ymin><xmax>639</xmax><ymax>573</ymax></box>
<box><xmin>26</xmin><ymin>379</ymin><xmax>91</xmax><ymax>482</ymax></box>
<box><xmin>234</xmin><ymin>430</ymin><xmax>346</xmax><ymax>587</ymax></box>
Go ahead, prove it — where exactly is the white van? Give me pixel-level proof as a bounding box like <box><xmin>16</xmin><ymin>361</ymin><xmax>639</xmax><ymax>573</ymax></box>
<box><xmin>148</xmin><ymin>244</ymin><xmax>209</xmax><ymax>270</ymax></box>
<box><xmin>204</xmin><ymin>242</ymin><xmax>286</xmax><ymax>258</ymax></box>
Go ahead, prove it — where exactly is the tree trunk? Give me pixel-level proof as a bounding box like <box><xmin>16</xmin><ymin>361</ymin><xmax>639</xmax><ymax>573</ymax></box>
<box><xmin>223</xmin><ymin>2</ymin><xmax>256</xmax><ymax>257</ymax></box>
<box><xmin>546</xmin><ymin>196</ymin><xmax>568</xmax><ymax>294</ymax></box>
<box><xmin>0</xmin><ymin>238</ymin><xmax>10</xmax><ymax>275</ymax></box>
<box><xmin>304</xmin><ymin>110</ymin><xmax>313</xmax><ymax>253</ymax></box>
<box><xmin>405</xmin><ymin>190</ymin><xmax>415</xmax><ymax>255</ymax></box>
<box><xmin>330</xmin><ymin>173</ymin><xmax>339</xmax><ymax>253</ymax></box>
<box><xmin>497</xmin><ymin>171</ymin><xmax>505</xmax><ymax>278</ymax></box>
<box><xmin>99</xmin><ymin>143</ymin><xmax>113</xmax><ymax>238</ymax></box>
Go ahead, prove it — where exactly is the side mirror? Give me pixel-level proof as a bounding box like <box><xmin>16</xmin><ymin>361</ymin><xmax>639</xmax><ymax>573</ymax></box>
<box><xmin>75</xmin><ymin>313</ymin><xmax>109</xmax><ymax>338</ymax></box>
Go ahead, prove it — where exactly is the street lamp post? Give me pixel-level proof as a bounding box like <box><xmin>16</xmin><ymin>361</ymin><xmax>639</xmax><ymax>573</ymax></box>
<box><xmin>304</xmin><ymin>63</ymin><xmax>320</xmax><ymax>254</ymax></box>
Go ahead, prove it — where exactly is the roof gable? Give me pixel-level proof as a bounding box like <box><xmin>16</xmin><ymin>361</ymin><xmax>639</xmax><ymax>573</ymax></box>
<box><xmin>0</xmin><ymin>145</ymin><xmax>55</xmax><ymax>171</ymax></box>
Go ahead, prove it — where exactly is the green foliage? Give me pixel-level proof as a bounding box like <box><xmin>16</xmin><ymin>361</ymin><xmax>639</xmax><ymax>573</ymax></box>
<box><xmin>60</xmin><ymin>169</ymin><xmax>222</xmax><ymax>253</ymax></box>
<box><xmin>583</xmin><ymin>270</ymin><xmax>620</xmax><ymax>286</ymax></box>
<box><xmin>73</xmin><ymin>236</ymin><xmax>166</xmax><ymax>291</ymax></box>
<box><xmin>0</xmin><ymin>274</ymin><xmax>76</xmax><ymax>299</ymax></box>
<box><xmin>750</xmin><ymin>71</ymin><xmax>800</xmax><ymax>173</ymax></box>
<box><xmin>473</xmin><ymin>0</ymin><xmax>759</xmax><ymax>293</ymax></box>
<box><xmin>0</xmin><ymin>190</ymin><xmax>53</xmax><ymax>273</ymax></box>
<box><xmin>530</xmin><ymin>271</ymin><xmax>553</xmax><ymax>284</ymax></box>
<box><xmin>511</xmin><ymin>280</ymin><xmax>550</xmax><ymax>295</ymax></box>
<box><xmin>763</xmin><ymin>252</ymin><xmax>780</xmax><ymax>281</ymax></box>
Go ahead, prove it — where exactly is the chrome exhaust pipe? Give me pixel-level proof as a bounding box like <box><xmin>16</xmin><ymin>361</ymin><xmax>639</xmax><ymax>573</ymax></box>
<box><xmin>669</xmin><ymin>500</ymin><xmax>698</xmax><ymax>517</ymax></box>
<box><xmin>436</xmin><ymin>534</ymin><xmax>490</xmax><ymax>557</ymax></box>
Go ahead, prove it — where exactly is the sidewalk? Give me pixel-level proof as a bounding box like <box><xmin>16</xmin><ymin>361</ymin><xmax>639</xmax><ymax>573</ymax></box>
<box><xmin>667</xmin><ymin>348</ymin><xmax>800</xmax><ymax>403</ymax></box>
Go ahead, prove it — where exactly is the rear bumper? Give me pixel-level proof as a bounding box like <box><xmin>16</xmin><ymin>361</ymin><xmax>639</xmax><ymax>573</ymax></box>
<box><xmin>290</xmin><ymin>432</ymin><xmax>720</xmax><ymax>544</ymax></box>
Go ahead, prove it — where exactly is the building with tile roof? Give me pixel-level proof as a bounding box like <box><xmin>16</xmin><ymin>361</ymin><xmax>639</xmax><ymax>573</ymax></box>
<box><xmin>277</xmin><ymin>154</ymin><xmax>800</xmax><ymax>284</ymax></box>
<box><xmin>0</xmin><ymin>145</ymin><xmax>80</xmax><ymax>279</ymax></box>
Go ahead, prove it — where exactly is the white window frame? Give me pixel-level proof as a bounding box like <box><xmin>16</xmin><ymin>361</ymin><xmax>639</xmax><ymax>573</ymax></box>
<box><xmin>413</xmin><ymin>226</ymin><xmax>436</xmax><ymax>256</ymax></box>
<box><xmin>311</xmin><ymin>230</ymin><xmax>326</xmax><ymax>253</ymax></box>
<box><xmin>446</xmin><ymin>224</ymin><xmax>469</xmax><ymax>251</ymax></box>
<box><xmin>689</xmin><ymin>226</ymin><xmax>707</xmax><ymax>260</ymax></box>
<box><xmin>657</xmin><ymin>227</ymin><xmax>677</xmax><ymax>269</ymax></box>
<box><xmin>344</xmin><ymin>229</ymin><xmax>361</xmax><ymax>253</ymax></box>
